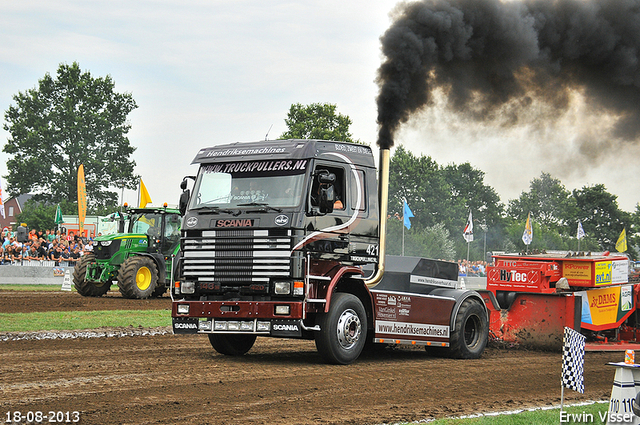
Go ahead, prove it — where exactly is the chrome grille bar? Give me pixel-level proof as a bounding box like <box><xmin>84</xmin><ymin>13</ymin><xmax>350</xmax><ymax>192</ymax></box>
<box><xmin>182</xmin><ymin>229</ymin><xmax>292</xmax><ymax>283</ymax></box>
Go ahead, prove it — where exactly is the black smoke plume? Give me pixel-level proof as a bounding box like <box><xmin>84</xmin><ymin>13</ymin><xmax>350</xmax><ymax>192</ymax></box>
<box><xmin>376</xmin><ymin>0</ymin><xmax>640</xmax><ymax>149</ymax></box>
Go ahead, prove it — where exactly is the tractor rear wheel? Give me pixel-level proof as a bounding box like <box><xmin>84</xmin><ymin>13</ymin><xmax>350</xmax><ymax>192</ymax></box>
<box><xmin>208</xmin><ymin>334</ymin><xmax>257</xmax><ymax>356</ymax></box>
<box><xmin>117</xmin><ymin>256</ymin><xmax>159</xmax><ymax>299</ymax></box>
<box><xmin>447</xmin><ymin>298</ymin><xmax>489</xmax><ymax>359</ymax></box>
<box><xmin>73</xmin><ymin>254</ymin><xmax>110</xmax><ymax>297</ymax></box>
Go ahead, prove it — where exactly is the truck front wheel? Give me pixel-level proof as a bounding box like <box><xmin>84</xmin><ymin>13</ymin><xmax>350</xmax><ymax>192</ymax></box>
<box><xmin>447</xmin><ymin>298</ymin><xmax>489</xmax><ymax>359</ymax></box>
<box><xmin>118</xmin><ymin>256</ymin><xmax>158</xmax><ymax>299</ymax></box>
<box><xmin>315</xmin><ymin>293</ymin><xmax>367</xmax><ymax>365</ymax></box>
<box><xmin>73</xmin><ymin>254</ymin><xmax>110</xmax><ymax>297</ymax></box>
<box><xmin>208</xmin><ymin>334</ymin><xmax>257</xmax><ymax>356</ymax></box>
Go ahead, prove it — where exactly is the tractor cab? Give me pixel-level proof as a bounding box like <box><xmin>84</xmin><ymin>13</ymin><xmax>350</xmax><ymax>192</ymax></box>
<box><xmin>74</xmin><ymin>205</ymin><xmax>182</xmax><ymax>299</ymax></box>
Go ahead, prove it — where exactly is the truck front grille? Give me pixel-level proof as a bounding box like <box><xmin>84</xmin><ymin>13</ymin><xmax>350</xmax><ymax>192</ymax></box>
<box><xmin>182</xmin><ymin>229</ymin><xmax>292</xmax><ymax>285</ymax></box>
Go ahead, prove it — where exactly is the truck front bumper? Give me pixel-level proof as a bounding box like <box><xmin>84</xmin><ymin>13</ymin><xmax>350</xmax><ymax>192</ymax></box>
<box><xmin>172</xmin><ymin>300</ymin><xmax>306</xmax><ymax>337</ymax></box>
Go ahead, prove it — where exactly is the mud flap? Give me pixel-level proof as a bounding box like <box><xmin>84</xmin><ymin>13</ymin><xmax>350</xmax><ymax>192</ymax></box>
<box><xmin>173</xmin><ymin>317</ymin><xmax>199</xmax><ymax>334</ymax></box>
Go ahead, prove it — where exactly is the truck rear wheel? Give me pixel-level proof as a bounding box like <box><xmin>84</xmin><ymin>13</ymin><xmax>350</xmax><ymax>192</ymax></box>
<box><xmin>447</xmin><ymin>298</ymin><xmax>488</xmax><ymax>359</ymax></box>
<box><xmin>208</xmin><ymin>334</ymin><xmax>257</xmax><ymax>356</ymax></box>
<box><xmin>73</xmin><ymin>254</ymin><xmax>110</xmax><ymax>297</ymax></box>
<box><xmin>117</xmin><ymin>256</ymin><xmax>158</xmax><ymax>299</ymax></box>
<box><xmin>315</xmin><ymin>293</ymin><xmax>367</xmax><ymax>365</ymax></box>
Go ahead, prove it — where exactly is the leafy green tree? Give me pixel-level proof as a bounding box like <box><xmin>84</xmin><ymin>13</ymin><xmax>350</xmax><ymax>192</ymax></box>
<box><xmin>3</xmin><ymin>62</ymin><xmax>139</xmax><ymax>211</ymax></box>
<box><xmin>388</xmin><ymin>146</ymin><xmax>506</xmax><ymax>260</ymax></box>
<box><xmin>15</xmin><ymin>200</ymin><xmax>65</xmax><ymax>233</ymax></box>
<box><xmin>507</xmin><ymin>172</ymin><xmax>578</xmax><ymax>234</ymax></box>
<box><xmin>502</xmin><ymin>218</ymin><xmax>600</xmax><ymax>253</ymax></box>
<box><xmin>280</xmin><ymin>103</ymin><xmax>358</xmax><ymax>143</ymax></box>
<box><xmin>16</xmin><ymin>199</ymin><xmax>116</xmax><ymax>233</ymax></box>
<box><xmin>443</xmin><ymin>162</ymin><xmax>506</xmax><ymax>259</ymax></box>
<box><xmin>386</xmin><ymin>218</ymin><xmax>456</xmax><ymax>261</ymax></box>
<box><xmin>573</xmin><ymin>184</ymin><xmax>635</xmax><ymax>255</ymax></box>
<box><xmin>388</xmin><ymin>146</ymin><xmax>451</xmax><ymax>229</ymax></box>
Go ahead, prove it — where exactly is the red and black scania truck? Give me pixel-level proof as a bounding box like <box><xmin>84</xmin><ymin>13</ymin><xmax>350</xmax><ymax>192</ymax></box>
<box><xmin>171</xmin><ymin>139</ymin><xmax>489</xmax><ymax>364</ymax></box>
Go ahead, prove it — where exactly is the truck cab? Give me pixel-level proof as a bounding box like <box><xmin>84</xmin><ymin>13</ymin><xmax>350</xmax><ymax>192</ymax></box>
<box><xmin>172</xmin><ymin>139</ymin><xmax>488</xmax><ymax>364</ymax></box>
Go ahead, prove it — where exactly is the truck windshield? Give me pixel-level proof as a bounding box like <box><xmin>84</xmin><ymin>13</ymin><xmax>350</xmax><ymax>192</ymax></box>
<box><xmin>189</xmin><ymin>159</ymin><xmax>308</xmax><ymax>209</ymax></box>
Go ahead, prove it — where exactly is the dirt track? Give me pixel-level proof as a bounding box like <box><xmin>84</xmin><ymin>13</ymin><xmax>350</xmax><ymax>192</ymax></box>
<box><xmin>0</xmin><ymin>290</ymin><xmax>624</xmax><ymax>424</ymax></box>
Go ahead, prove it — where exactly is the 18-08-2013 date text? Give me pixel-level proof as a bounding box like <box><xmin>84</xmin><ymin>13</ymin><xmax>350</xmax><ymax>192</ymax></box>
<box><xmin>5</xmin><ymin>411</ymin><xmax>80</xmax><ymax>423</ymax></box>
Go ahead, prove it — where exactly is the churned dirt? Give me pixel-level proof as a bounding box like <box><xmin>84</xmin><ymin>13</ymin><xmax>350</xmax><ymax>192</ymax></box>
<box><xmin>0</xmin><ymin>289</ymin><xmax>624</xmax><ymax>424</ymax></box>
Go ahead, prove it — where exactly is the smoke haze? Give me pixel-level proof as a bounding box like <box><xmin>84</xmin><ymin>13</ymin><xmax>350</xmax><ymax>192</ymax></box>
<box><xmin>376</xmin><ymin>0</ymin><xmax>640</xmax><ymax>153</ymax></box>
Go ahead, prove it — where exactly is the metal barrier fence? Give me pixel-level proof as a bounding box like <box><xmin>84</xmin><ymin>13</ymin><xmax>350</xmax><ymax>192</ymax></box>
<box><xmin>0</xmin><ymin>262</ymin><xmax>74</xmax><ymax>285</ymax></box>
<box><xmin>1</xmin><ymin>261</ymin><xmax>75</xmax><ymax>267</ymax></box>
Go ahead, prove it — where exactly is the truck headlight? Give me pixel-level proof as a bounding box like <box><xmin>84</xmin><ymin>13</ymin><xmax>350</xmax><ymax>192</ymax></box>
<box><xmin>275</xmin><ymin>305</ymin><xmax>290</xmax><ymax>315</ymax></box>
<box><xmin>257</xmin><ymin>321</ymin><xmax>270</xmax><ymax>332</ymax></box>
<box><xmin>274</xmin><ymin>281</ymin><xmax>291</xmax><ymax>295</ymax></box>
<box><xmin>100</xmin><ymin>241</ymin><xmax>112</xmax><ymax>246</ymax></box>
<box><xmin>199</xmin><ymin>320</ymin><xmax>212</xmax><ymax>331</ymax></box>
<box><xmin>181</xmin><ymin>281</ymin><xmax>195</xmax><ymax>294</ymax></box>
<box><xmin>177</xmin><ymin>304</ymin><xmax>189</xmax><ymax>314</ymax></box>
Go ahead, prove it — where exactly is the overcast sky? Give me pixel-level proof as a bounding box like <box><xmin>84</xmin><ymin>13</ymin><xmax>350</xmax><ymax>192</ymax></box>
<box><xmin>1</xmin><ymin>0</ymin><xmax>639</xmax><ymax>215</ymax></box>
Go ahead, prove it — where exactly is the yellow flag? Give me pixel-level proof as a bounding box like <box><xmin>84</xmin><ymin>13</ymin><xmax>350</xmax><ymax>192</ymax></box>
<box><xmin>522</xmin><ymin>212</ymin><xmax>533</xmax><ymax>245</ymax></box>
<box><xmin>139</xmin><ymin>179</ymin><xmax>152</xmax><ymax>208</ymax></box>
<box><xmin>616</xmin><ymin>228</ymin><xmax>627</xmax><ymax>252</ymax></box>
<box><xmin>77</xmin><ymin>164</ymin><xmax>87</xmax><ymax>235</ymax></box>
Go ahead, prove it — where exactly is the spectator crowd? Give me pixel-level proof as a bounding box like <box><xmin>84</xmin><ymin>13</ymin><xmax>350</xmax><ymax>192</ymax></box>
<box><xmin>458</xmin><ymin>259</ymin><xmax>487</xmax><ymax>277</ymax></box>
<box><xmin>0</xmin><ymin>228</ymin><xmax>96</xmax><ymax>266</ymax></box>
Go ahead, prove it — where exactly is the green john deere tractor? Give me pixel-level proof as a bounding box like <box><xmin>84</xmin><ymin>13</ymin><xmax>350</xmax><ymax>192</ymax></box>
<box><xmin>73</xmin><ymin>206</ymin><xmax>182</xmax><ymax>299</ymax></box>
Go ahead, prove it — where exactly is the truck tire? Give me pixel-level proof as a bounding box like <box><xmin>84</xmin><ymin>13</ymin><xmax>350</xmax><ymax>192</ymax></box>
<box><xmin>117</xmin><ymin>256</ymin><xmax>158</xmax><ymax>299</ymax></box>
<box><xmin>315</xmin><ymin>293</ymin><xmax>367</xmax><ymax>365</ymax></box>
<box><xmin>208</xmin><ymin>334</ymin><xmax>257</xmax><ymax>356</ymax></box>
<box><xmin>447</xmin><ymin>298</ymin><xmax>489</xmax><ymax>359</ymax></box>
<box><xmin>73</xmin><ymin>254</ymin><xmax>110</xmax><ymax>297</ymax></box>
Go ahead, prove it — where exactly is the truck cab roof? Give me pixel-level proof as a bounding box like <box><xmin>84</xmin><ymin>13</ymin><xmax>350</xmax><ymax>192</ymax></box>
<box><xmin>192</xmin><ymin>139</ymin><xmax>376</xmax><ymax>168</ymax></box>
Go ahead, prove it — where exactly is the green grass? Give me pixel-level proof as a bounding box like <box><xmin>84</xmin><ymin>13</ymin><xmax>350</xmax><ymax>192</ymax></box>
<box><xmin>0</xmin><ymin>284</ymin><xmax>121</xmax><ymax>292</ymax></box>
<box><xmin>0</xmin><ymin>284</ymin><xmax>76</xmax><ymax>291</ymax></box>
<box><xmin>0</xmin><ymin>284</ymin><xmax>612</xmax><ymax>425</ymax></box>
<box><xmin>0</xmin><ymin>309</ymin><xmax>171</xmax><ymax>332</ymax></box>
<box><xmin>427</xmin><ymin>402</ymin><xmax>610</xmax><ymax>424</ymax></box>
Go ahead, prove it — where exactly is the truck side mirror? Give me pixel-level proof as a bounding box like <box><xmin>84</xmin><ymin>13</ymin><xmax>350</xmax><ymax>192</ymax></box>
<box><xmin>179</xmin><ymin>176</ymin><xmax>195</xmax><ymax>215</ymax></box>
<box><xmin>312</xmin><ymin>171</ymin><xmax>336</xmax><ymax>214</ymax></box>
<box><xmin>319</xmin><ymin>185</ymin><xmax>335</xmax><ymax>214</ymax></box>
<box><xmin>179</xmin><ymin>190</ymin><xmax>190</xmax><ymax>216</ymax></box>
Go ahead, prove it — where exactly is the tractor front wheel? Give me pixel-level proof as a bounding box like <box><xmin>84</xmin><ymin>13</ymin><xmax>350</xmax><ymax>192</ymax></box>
<box><xmin>73</xmin><ymin>254</ymin><xmax>110</xmax><ymax>297</ymax></box>
<box><xmin>118</xmin><ymin>256</ymin><xmax>159</xmax><ymax>299</ymax></box>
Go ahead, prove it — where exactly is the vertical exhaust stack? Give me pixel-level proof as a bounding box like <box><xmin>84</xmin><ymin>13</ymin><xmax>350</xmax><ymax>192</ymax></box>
<box><xmin>365</xmin><ymin>147</ymin><xmax>390</xmax><ymax>288</ymax></box>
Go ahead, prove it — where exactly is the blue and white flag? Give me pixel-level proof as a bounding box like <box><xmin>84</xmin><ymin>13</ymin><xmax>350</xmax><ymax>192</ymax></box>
<box><xmin>577</xmin><ymin>221</ymin><xmax>586</xmax><ymax>240</ymax></box>
<box><xmin>561</xmin><ymin>327</ymin><xmax>585</xmax><ymax>394</ymax></box>
<box><xmin>403</xmin><ymin>200</ymin><xmax>414</xmax><ymax>230</ymax></box>
<box><xmin>463</xmin><ymin>211</ymin><xmax>473</xmax><ymax>242</ymax></box>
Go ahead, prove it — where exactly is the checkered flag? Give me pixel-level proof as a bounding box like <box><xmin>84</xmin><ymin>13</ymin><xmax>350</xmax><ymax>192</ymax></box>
<box><xmin>562</xmin><ymin>327</ymin><xmax>585</xmax><ymax>393</ymax></box>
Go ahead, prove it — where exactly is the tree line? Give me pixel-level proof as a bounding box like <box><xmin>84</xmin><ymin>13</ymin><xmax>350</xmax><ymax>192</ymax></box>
<box><xmin>385</xmin><ymin>146</ymin><xmax>637</xmax><ymax>260</ymax></box>
<box><xmin>280</xmin><ymin>103</ymin><xmax>639</xmax><ymax>261</ymax></box>
<box><xmin>3</xmin><ymin>64</ymin><xmax>637</xmax><ymax>259</ymax></box>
